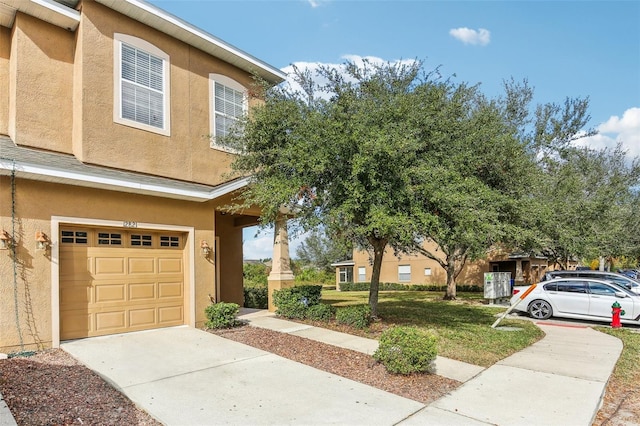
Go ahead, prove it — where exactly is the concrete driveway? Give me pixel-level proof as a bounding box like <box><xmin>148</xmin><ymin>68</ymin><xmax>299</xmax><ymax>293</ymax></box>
<box><xmin>61</xmin><ymin>326</ymin><xmax>423</xmax><ymax>425</ymax></box>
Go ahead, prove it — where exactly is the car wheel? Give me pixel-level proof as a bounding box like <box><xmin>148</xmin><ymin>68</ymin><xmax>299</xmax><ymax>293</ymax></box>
<box><xmin>528</xmin><ymin>299</ymin><xmax>552</xmax><ymax>320</ymax></box>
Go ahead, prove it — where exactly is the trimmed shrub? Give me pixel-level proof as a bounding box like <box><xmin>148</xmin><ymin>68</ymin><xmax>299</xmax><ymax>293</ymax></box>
<box><xmin>373</xmin><ymin>326</ymin><xmax>437</xmax><ymax>374</ymax></box>
<box><xmin>204</xmin><ymin>302</ymin><xmax>240</xmax><ymax>329</ymax></box>
<box><xmin>244</xmin><ymin>287</ymin><xmax>268</xmax><ymax>309</ymax></box>
<box><xmin>335</xmin><ymin>304</ymin><xmax>371</xmax><ymax>329</ymax></box>
<box><xmin>306</xmin><ymin>303</ymin><xmax>335</xmax><ymax>321</ymax></box>
<box><xmin>272</xmin><ymin>285</ymin><xmax>323</xmax><ymax>319</ymax></box>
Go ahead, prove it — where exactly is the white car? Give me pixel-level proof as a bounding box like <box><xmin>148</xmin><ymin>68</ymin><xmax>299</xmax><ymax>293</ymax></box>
<box><xmin>541</xmin><ymin>270</ymin><xmax>640</xmax><ymax>295</ymax></box>
<box><xmin>510</xmin><ymin>277</ymin><xmax>640</xmax><ymax>324</ymax></box>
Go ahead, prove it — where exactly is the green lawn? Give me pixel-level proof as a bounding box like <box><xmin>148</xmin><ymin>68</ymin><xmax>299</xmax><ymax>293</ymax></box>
<box><xmin>595</xmin><ymin>327</ymin><xmax>640</xmax><ymax>388</ymax></box>
<box><xmin>320</xmin><ymin>290</ymin><xmax>544</xmax><ymax>367</ymax></box>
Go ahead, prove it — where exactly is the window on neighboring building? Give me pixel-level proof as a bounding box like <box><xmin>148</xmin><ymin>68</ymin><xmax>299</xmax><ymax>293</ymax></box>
<box><xmin>339</xmin><ymin>267</ymin><xmax>353</xmax><ymax>283</ymax></box>
<box><xmin>358</xmin><ymin>266</ymin><xmax>366</xmax><ymax>282</ymax></box>
<box><xmin>398</xmin><ymin>265</ymin><xmax>411</xmax><ymax>282</ymax></box>
<box><xmin>114</xmin><ymin>34</ymin><xmax>170</xmax><ymax>135</ymax></box>
<box><xmin>424</xmin><ymin>268</ymin><xmax>432</xmax><ymax>276</ymax></box>
<box><xmin>210</xmin><ymin>74</ymin><xmax>246</xmax><ymax>150</ymax></box>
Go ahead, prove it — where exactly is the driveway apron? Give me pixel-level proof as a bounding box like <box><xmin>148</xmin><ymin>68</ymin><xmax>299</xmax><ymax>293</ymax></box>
<box><xmin>61</xmin><ymin>326</ymin><xmax>423</xmax><ymax>425</ymax></box>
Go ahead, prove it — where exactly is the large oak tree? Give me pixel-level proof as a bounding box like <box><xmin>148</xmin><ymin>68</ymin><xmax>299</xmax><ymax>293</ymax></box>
<box><xmin>223</xmin><ymin>59</ymin><xmax>593</xmax><ymax>312</ymax></box>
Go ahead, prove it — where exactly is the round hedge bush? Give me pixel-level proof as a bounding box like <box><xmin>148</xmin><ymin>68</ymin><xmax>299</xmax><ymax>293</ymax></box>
<box><xmin>373</xmin><ymin>326</ymin><xmax>437</xmax><ymax>374</ymax></box>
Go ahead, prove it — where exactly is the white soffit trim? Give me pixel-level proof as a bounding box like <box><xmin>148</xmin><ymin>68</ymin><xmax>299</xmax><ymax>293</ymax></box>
<box><xmin>0</xmin><ymin>0</ymin><xmax>80</xmax><ymax>30</ymax></box>
<box><xmin>0</xmin><ymin>158</ymin><xmax>251</xmax><ymax>202</ymax></box>
<box><xmin>95</xmin><ymin>0</ymin><xmax>286</xmax><ymax>84</ymax></box>
<box><xmin>331</xmin><ymin>261</ymin><xmax>356</xmax><ymax>267</ymax></box>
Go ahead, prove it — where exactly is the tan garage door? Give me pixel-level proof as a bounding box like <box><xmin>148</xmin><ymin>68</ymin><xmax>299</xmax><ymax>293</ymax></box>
<box><xmin>59</xmin><ymin>226</ymin><xmax>186</xmax><ymax>340</ymax></box>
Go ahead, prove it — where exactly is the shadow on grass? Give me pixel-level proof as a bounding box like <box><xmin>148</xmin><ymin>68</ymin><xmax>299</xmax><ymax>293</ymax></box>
<box><xmin>376</xmin><ymin>299</ymin><xmax>501</xmax><ymax>328</ymax></box>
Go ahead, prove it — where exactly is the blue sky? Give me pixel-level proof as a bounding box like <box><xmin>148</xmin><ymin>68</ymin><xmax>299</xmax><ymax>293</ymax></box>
<box><xmin>150</xmin><ymin>0</ymin><xmax>640</xmax><ymax>260</ymax></box>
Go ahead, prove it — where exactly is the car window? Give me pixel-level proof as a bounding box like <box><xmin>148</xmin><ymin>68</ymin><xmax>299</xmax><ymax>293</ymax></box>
<box><xmin>543</xmin><ymin>283</ymin><xmax>557</xmax><ymax>291</ymax></box>
<box><xmin>556</xmin><ymin>281</ymin><xmax>587</xmax><ymax>293</ymax></box>
<box><xmin>607</xmin><ymin>277</ymin><xmax>632</xmax><ymax>288</ymax></box>
<box><xmin>588</xmin><ymin>282</ymin><xmax>618</xmax><ymax>296</ymax></box>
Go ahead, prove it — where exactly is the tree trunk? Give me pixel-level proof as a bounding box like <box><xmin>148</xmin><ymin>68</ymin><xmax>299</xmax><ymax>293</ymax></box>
<box><xmin>443</xmin><ymin>258</ymin><xmax>457</xmax><ymax>300</ymax></box>
<box><xmin>368</xmin><ymin>239</ymin><xmax>386</xmax><ymax>318</ymax></box>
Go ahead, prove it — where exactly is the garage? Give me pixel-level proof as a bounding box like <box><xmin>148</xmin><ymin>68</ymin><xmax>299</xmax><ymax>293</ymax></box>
<box><xmin>59</xmin><ymin>226</ymin><xmax>187</xmax><ymax>340</ymax></box>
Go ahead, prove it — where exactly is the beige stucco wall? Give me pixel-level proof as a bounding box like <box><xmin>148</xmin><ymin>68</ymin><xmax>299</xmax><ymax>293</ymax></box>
<box><xmin>214</xmin><ymin>211</ymin><xmax>245</xmax><ymax>304</ymax></box>
<box><xmin>350</xmin><ymin>241</ymin><xmax>486</xmax><ymax>286</ymax></box>
<box><xmin>0</xmin><ymin>26</ymin><xmax>9</xmax><ymax>135</ymax></box>
<box><xmin>71</xmin><ymin>0</ymin><xmax>249</xmax><ymax>185</ymax></box>
<box><xmin>0</xmin><ymin>177</ymin><xmax>248</xmax><ymax>352</ymax></box>
<box><xmin>4</xmin><ymin>0</ymin><xmax>258</xmax><ymax>187</ymax></box>
<box><xmin>8</xmin><ymin>13</ymin><xmax>74</xmax><ymax>151</ymax></box>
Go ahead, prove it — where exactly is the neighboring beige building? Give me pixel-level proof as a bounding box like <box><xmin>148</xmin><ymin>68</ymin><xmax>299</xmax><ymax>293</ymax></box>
<box><xmin>0</xmin><ymin>0</ymin><xmax>284</xmax><ymax>353</ymax></box>
<box><xmin>334</xmin><ymin>242</ymin><xmax>549</xmax><ymax>288</ymax></box>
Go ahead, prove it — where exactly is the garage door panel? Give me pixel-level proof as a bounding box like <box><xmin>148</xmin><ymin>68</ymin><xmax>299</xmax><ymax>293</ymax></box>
<box><xmin>158</xmin><ymin>305</ymin><xmax>183</xmax><ymax>324</ymax></box>
<box><xmin>129</xmin><ymin>257</ymin><xmax>156</xmax><ymax>274</ymax></box>
<box><xmin>60</xmin><ymin>227</ymin><xmax>187</xmax><ymax>341</ymax></box>
<box><xmin>94</xmin><ymin>257</ymin><xmax>126</xmax><ymax>275</ymax></box>
<box><xmin>129</xmin><ymin>282</ymin><xmax>156</xmax><ymax>300</ymax></box>
<box><xmin>129</xmin><ymin>308</ymin><xmax>156</xmax><ymax>327</ymax></box>
<box><xmin>95</xmin><ymin>284</ymin><xmax>126</xmax><ymax>303</ymax></box>
<box><xmin>95</xmin><ymin>311</ymin><xmax>126</xmax><ymax>331</ymax></box>
<box><xmin>60</xmin><ymin>312</ymin><xmax>92</xmax><ymax>339</ymax></box>
<box><xmin>60</xmin><ymin>283</ymin><xmax>92</xmax><ymax>305</ymax></box>
<box><xmin>158</xmin><ymin>257</ymin><xmax>182</xmax><ymax>274</ymax></box>
<box><xmin>158</xmin><ymin>281</ymin><xmax>183</xmax><ymax>299</ymax></box>
<box><xmin>59</xmin><ymin>253</ymin><xmax>92</xmax><ymax>278</ymax></box>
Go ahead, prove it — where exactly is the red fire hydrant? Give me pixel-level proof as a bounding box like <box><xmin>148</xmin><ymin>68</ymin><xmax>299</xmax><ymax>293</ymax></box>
<box><xmin>611</xmin><ymin>301</ymin><xmax>625</xmax><ymax>328</ymax></box>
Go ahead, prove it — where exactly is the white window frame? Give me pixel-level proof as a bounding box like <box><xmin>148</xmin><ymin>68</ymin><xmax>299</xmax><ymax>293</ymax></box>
<box><xmin>339</xmin><ymin>266</ymin><xmax>353</xmax><ymax>283</ymax></box>
<box><xmin>398</xmin><ymin>265</ymin><xmax>411</xmax><ymax>282</ymax></box>
<box><xmin>113</xmin><ymin>33</ymin><xmax>170</xmax><ymax>136</ymax></box>
<box><xmin>424</xmin><ymin>268</ymin><xmax>432</xmax><ymax>276</ymax></box>
<box><xmin>358</xmin><ymin>266</ymin><xmax>366</xmax><ymax>282</ymax></box>
<box><xmin>209</xmin><ymin>73</ymin><xmax>247</xmax><ymax>151</ymax></box>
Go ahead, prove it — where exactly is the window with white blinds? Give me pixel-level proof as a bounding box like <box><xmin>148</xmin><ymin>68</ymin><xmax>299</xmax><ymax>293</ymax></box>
<box><xmin>121</xmin><ymin>44</ymin><xmax>164</xmax><ymax>128</ymax></box>
<box><xmin>114</xmin><ymin>34</ymin><xmax>170</xmax><ymax>135</ymax></box>
<box><xmin>398</xmin><ymin>265</ymin><xmax>411</xmax><ymax>282</ymax></box>
<box><xmin>210</xmin><ymin>74</ymin><xmax>246</xmax><ymax>150</ymax></box>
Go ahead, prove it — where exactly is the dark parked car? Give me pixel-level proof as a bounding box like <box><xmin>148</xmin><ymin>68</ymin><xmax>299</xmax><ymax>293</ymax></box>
<box><xmin>541</xmin><ymin>270</ymin><xmax>640</xmax><ymax>295</ymax></box>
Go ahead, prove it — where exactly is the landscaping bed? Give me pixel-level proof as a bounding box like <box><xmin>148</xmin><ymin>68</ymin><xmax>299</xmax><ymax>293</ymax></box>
<box><xmin>0</xmin><ymin>349</ymin><xmax>160</xmax><ymax>425</ymax></box>
<box><xmin>209</xmin><ymin>325</ymin><xmax>460</xmax><ymax>404</ymax></box>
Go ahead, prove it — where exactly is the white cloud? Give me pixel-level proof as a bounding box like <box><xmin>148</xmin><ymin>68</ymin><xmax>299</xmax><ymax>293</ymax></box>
<box><xmin>307</xmin><ymin>0</ymin><xmax>329</xmax><ymax>8</ymax></box>
<box><xmin>280</xmin><ymin>56</ymin><xmax>419</xmax><ymax>98</ymax></box>
<box><xmin>243</xmin><ymin>230</ymin><xmax>274</xmax><ymax>260</ymax></box>
<box><xmin>574</xmin><ymin>107</ymin><xmax>640</xmax><ymax>158</ymax></box>
<box><xmin>449</xmin><ymin>27</ymin><xmax>491</xmax><ymax>46</ymax></box>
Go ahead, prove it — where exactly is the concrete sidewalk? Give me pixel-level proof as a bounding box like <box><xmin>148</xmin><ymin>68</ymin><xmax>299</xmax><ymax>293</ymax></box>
<box><xmin>405</xmin><ymin>323</ymin><xmax>622</xmax><ymax>425</ymax></box>
<box><xmin>2</xmin><ymin>310</ymin><xmax>622</xmax><ymax>425</ymax></box>
<box><xmin>241</xmin><ymin>310</ymin><xmax>623</xmax><ymax>425</ymax></box>
<box><xmin>61</xmin><ymin>325</ymin><xmax>424</xmax><ymax>425</ymax></box>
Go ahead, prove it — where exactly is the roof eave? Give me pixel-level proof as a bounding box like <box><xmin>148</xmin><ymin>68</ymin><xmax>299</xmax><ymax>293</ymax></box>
<box><xmin>94</xmin><ymin>0</ymin><xmax>286</xmax><ymax>84</ymax></box>
<box><xmin>0</xmin><ymin>158</ymin><xmax>251</xmax><ymax>202</ymax></box>
<box><xmin>0</xmin><ymin>0</ymin><xmax>80</xmax><ymax>30</ymax></box>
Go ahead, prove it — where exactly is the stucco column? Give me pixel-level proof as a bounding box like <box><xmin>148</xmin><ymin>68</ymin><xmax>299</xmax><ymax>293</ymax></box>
<box><xmin>267</xmin><ymin>214</ymin><xmax>295</xmax><ymax>311</ymax></box>
<box><xmin>515</xmin><ymin>259</ymin><xmax>524</xmax><ymax>283</ymax></box>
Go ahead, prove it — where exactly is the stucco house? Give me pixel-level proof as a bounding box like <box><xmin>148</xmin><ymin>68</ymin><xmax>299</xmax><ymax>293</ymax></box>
<box><xmin>0</xmin><ymin>0</ymin><xmax>285</xmax><ymax>353</ymax></box>
<box><xmin>333</xmin><ymin>241</ymin><xmax>550</xmax><ymax>288</ymax></box>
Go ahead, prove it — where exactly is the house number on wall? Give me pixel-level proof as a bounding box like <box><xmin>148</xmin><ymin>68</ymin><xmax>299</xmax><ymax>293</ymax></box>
<box><xmin>123</xmin><ymin>221</ymin><xmax>138</xmax><ymax>228</ymax></box>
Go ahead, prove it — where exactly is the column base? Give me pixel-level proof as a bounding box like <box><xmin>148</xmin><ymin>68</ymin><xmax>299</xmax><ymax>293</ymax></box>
<box><xmin>267</xmin><ymin>277</ymin><xmax>295</xmax><ymax>312</ymax></box>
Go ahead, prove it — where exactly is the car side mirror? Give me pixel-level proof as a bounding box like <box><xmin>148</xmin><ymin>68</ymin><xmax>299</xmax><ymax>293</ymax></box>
<box><xmin>615</xmin><ymin>292</ymin><xmax>629</xmax><ymax>298</ymax></box>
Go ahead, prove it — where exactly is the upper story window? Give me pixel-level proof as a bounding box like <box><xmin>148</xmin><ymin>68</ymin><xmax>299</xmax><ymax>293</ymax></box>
<box><xmin>114</xmin><ymin>34</ymin><xmax>170</xmax><ymax>136</ymax></box>
<box><xmin>398</xmin><ymin>265</ymin><xmax>411</xmax><ymax>282</ymax></box>
<box><xmin>358</xmin><ymin>266</ymin><xmax>366</xmax><ymax>282</ymax></box>
<box><xmin>210</xmin><ymin>74</ymin><xmax>247</xmax><ymax>150</ymax></box>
